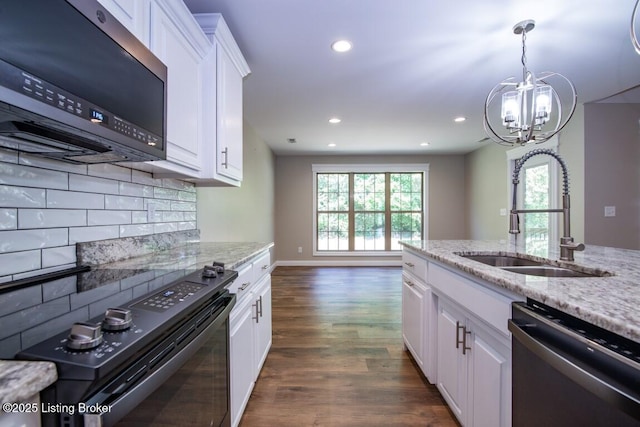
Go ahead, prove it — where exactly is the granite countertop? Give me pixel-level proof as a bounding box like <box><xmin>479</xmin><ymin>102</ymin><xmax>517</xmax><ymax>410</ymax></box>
<box><xmin>87</xmin><ymin>241</ymin><xmax>274</xmax><ymax>272</ymax></box>
<box><xmin>1</xmin><ymin>239</ymin><xmax>274</xmax><ymax>406</ymax></box>
<box><xmin>399</xmin><ymin>240</ymin><xmax>640</xmax><ymax>344</ymax></box>
<box><xmin>0</xmin><ymin>361</ymin><xmax>56</xmax><ymax>404</ymax></box>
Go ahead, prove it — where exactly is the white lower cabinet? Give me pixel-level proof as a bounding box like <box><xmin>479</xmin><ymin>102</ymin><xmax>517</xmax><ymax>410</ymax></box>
<box><xmin>429</xmin><ymin>261</ymin><xmax>514</xmax><ymax>427</ymax></box>
<box><xmin>402</xmin><ymin>273</ymin><xmax>426</xmax><ymax>369</ymax></box>
<box><xmin>436</xmin><ymin>296</ymin><xmax>511</xmax><ymax>427</ymax></box>
<box><xmin>400</xmin><ymin>250</ymin><xmax>516</xmax><ymax>427</ymax></box>
<box><xmin>228</xmin><ymin>250</ymin><xmax>272</xmax><ymax>427</ymax></box>
<box><xmin>253</xmin><ymin>273</ymin><xmax>272</xmax><ymax>374</ymax></box>
<box><xmin>229</xmin><ymin>265</ymin><xmax>255</xmax><ymax>426</ymax></box>
<box><xmin>401</xmin><ymin>250</ymin><xmax>436</xmax><ymax>383</ymax></box>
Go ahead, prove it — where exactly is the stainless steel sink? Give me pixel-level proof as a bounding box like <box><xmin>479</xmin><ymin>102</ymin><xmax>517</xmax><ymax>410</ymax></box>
<box><xmin>461</xmin><ymin>255</ymin><xmax>542</xmax><ymax>267</ymax></box>
<box><xmin>456</xmin><ymin>253</ymin><xmax>610</xmax><ymax>278</ymax></box>
<box><xmin>499</xmin><ymin>265</ymin><xmax>598</xmax><ymax>278</ymax></box>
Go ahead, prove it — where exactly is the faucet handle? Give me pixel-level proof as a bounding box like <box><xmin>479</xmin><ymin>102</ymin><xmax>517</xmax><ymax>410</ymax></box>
<box><xmin>560</xmin><ymin>238</ymin><xmax>585</xmax><ymax>251</ymax></box>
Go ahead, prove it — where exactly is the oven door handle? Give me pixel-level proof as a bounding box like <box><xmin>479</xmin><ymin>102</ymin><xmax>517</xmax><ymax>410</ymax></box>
<box><xmin>508</xmin><ymin>319</ymin><xmax>640</xmax><ymax>420</ymax></box>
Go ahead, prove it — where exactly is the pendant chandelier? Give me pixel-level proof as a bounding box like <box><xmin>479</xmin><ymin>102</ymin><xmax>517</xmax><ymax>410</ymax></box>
<box><xmin>483</xmin><ymin>20</ymin><xmax>577</xmax><ymax>146</ymax></box>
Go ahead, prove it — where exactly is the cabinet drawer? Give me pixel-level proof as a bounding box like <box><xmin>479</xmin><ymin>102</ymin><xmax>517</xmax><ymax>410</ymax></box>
<box><xmin>227</xmin><ymin>263</ymin><xmax>253</xmax><ymax>302</ymax></box>
<box><xmin>252</xmin><ymin>251</ymin><xmax>271</xmax><ymax>282</ymax></box>
<box><xmin>429</xmin><ymin>263</ymin><xmax>513</xmax><ymax>336</ymax></box>
<box><xmin>402</xmin><ymin>250</ymin><xmax>427</xmax><ymax>280</ymax></box>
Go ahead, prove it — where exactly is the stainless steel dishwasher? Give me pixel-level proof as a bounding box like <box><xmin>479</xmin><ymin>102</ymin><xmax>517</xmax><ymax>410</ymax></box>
<box><xmin>508</xmin><ymin>300</ymin><xmax>640</xmax><ymax>427</ymax></box>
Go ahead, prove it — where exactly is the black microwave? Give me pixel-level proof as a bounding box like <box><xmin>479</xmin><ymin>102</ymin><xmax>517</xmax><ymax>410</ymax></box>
<box><xmin>0</xmin><ymin>0</ymin><xmax>167</xmax><ymax>163</ymax></box>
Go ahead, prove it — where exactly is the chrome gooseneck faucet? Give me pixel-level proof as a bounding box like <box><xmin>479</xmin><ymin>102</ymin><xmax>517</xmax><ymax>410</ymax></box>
<box><xmin>510</xmin><ymin>148</ymin><xmax>585</xmax><ymax>261</ymax></box>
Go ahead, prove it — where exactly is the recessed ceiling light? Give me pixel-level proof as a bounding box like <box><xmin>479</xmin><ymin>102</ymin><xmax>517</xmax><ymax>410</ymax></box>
<box><xmin>287</xmin><ymin>138</ymin><xmax>297</xmax><ymax>144</ymax></box>
<box><xmin>420</xmin><ymin>142</ymin><xmax>430</xmax><ymax>147</ymax></box>
<box><xmin>328</xmin><ymin>117</ymin><xmax>341</xmax><ymax>124</ymax></box>
<box><xmin>454</xmin><ymin>117</ymin><xmax>466</xmax><ymax>123</ymax></box>
<box><xmin>331</xmin><ymin>40</ymin><xmax>352</xmax><ymax>53</ymax></box>
<box><xmin>328</xmin><ymin>143</ymin><xmax>336</xmax><ymax>147</ymax></box>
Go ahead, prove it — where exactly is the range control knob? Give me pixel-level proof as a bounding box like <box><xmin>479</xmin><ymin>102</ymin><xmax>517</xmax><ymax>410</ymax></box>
<box><xmin>102</xmin><ymin>307</ymin><xmax>133</xmax><ymax>331</ymax></box>
<box><xmin>66</xmin><ymin>322</ymin><xmax>103</xmax><ymax>350</ymax></box>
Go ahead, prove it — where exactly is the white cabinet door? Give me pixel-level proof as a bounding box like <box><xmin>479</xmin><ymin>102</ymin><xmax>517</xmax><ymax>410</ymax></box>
<box><xmin>192</xmin><ymin>14</ymin><xmax>250</xmax><ymax>186</ymax></box>
<box><xmin>97</xmin><ymin>0</ymin><xmax>149</xmax><ymax>43</ymax></box>
<box><xmin>215</xmin><ymin>41</ymin><xmax>243</xmax><ymax>182</ymax></box>
<box><xmin>437</xmin><ymin>296</ymin><xmax>511</xmax><ymax>427</ymax></box>
<box><xmin>402</xmin><ymin>274</ymin><xmax>425</xmax><ymax>369</ymax></box>
<box><xmin>229</xmin><ymin>296</ymin><xmax>255</xmax><ymax>427</ymax></box>
<box><xmin>148</xmin><ymin>1</ymin><xmax>206</xmax><ymax>176</ymax></box>
<box><xmin>469</xmin><ymin>323</ymin><xmax>511</xmax><ymax>427</ymax></box>
<box><xmin>436</xmin><ymin>299</ymin><xmax>467</xmax><ymax>424</ymax></box>
<box><xmin>253</xmin><ymin>274</ymin><xmax>272</xmax><ymax>377</ymax></box>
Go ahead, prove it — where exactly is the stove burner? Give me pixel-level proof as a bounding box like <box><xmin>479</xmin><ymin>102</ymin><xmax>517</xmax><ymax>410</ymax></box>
<box><xmin>102</xmin><ymin>307</ymin><xmax>133</xmax><ymax>332</ymax></box>
<box><xmin>66</xmin><ymin>321</ymin><xmax>103</xmax><ymax>350</ymax></box>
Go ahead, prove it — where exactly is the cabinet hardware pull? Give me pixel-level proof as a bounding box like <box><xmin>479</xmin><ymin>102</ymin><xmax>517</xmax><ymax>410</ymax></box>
<box><xmin>258</xmin><ymin>295</ymin><xmax>263</xmax><ymax>318</ymax></box>
<box><xmin>239</xmin><ymin>282</ymin><xmax>251</xmax><ymax>290</ymax></box>
<box><xmin>262</xmin><ymin>265</ymin><xmax>268</xmax><ymax>270</ymax></box>
<box><xmin>462</xmin><ymin>326</ymin><xmax>472</xmax><ymax>355</ymax></box>
<box><xmin>404</xmin><ymin>262</ymin><xmax>415</xmax><ymax>268</ymax></box>
<box><xmin>404</xmin><ymin>280</ymin><xmax>414</xmax><ymax>287</ymax></box>
<box><xmin>456</xmin><ymin>321</ymin><xmax>464</xmax><ymax>349</ymax></box>
<box><xmin>253</xmin><ymin>301</ymin><xmax>259</xmax><ymax>323</ymax></box>
<box><xmin>221</xmin><ymin>147</ymin><xmax>229</xmax><ymax>169</ymax></box>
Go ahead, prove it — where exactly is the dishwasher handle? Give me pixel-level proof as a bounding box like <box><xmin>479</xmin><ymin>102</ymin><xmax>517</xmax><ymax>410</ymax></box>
<box><xmin>508</xmin><ymin>319</ymin><xmax>640</xmax><ymax>421</ymax></box>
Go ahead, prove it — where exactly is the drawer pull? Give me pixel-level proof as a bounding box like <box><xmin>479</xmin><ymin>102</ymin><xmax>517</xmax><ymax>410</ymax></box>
<box><xmin>261</xmin><ymin>264</ymin><xmax>269</xmax><ymax>270</ymax></box>
<box><xmin>239</xmin><ymin>282</ymin><xmax>251</xmax><ymax>290</ymax></box>
<box><xmin>404</xmin><ymin>262</ymin><xmax>415</xmax><ymax>268</ymax></box>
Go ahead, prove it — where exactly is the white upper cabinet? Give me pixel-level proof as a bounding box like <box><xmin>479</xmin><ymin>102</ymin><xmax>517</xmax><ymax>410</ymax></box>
<box><xmin>194</xmin><ymin>14</ymin><xmax>251</xmax><ymax>187</ymax></box>
<box><xmin>98</xmin><ymin>2</ymin><xmax>249</xmax><ymax>183</ymax></box>
<box><xmin>97</xmin><ymin>0</ymin><xmax>149</xmax><ymax>44</ymax></box>
<box><xmin>147</xmin><ymin>0</ymin><xmax>210</xmax><ymax>177</ymax></box>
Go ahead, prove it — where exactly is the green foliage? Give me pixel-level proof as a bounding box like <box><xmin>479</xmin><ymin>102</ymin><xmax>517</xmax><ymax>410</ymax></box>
<box><xmin>317</xmin><ymin>172</ymin><xmax>424</xmax><ymax>251</ymax></box>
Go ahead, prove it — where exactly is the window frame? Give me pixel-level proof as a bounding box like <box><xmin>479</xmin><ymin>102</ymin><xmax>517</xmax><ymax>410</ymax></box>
<box><xmin>312</xmin><ymin>163</ymin><xmax>429</xmax><ymax>256</ymax></box>
<box><xmin>506</xmin><ymin>138</ymin><xmax>559</xmax><ymax>255</ymax></box>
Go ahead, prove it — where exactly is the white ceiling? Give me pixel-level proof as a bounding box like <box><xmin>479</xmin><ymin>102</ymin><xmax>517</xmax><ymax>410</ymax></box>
<box><xmin>184</xmin><ymin>0</ymin><xmax>640</xmax><ymax>155</ymax></box>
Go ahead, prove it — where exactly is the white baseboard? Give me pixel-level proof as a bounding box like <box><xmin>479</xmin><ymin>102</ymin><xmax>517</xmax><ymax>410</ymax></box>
<box><xmin>274</xmin><ymin>259</ymin><xmax>402</xmax><ymax>267</ymax></box>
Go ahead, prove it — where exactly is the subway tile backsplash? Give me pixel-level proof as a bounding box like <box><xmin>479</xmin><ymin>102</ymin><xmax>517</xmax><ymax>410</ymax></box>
<box><xmin>0</xmin><ymin>143</ymin><xmax>199</xmax><ymax>357</ymax></box>
<box><xmin>0</xmin><ymin>144</ymin><xmax>197</xmax><ymax>281</ymax></box>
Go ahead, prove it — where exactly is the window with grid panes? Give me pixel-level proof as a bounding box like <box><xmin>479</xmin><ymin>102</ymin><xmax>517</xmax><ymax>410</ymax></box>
<box><xmin>315</xmin><ymin>168</ymin><xmax>426</xmax><ymax>253</ymax></box>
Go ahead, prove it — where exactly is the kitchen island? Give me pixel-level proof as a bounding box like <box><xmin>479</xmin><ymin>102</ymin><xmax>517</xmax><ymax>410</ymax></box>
<box><xmin>400</xmin><ymin>239</ymin><xmax>640</xmax><ymax>427</ymax></box>
<box><xmin>400</xmin><ymin>239</ymin><xmax>640</xmax><ymax>343</ymax></box>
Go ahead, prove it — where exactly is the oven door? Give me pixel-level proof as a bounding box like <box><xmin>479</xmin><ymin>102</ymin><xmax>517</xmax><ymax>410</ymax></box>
<box><xmin>80</xmin><ymin>294</ymin><xmax>235</xmax><ymax>427</ymax></box>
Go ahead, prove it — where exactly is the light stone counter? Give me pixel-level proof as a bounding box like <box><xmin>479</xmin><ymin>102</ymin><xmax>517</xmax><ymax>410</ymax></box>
<box><xmin>85</xmin><ymin>241</ymin><xmax>274</xmax><ymax>272</ymax></box>
<box><xmin>399</xmin><ymin>240</ymin><xmax>640</xmax><ymax>344</ymax></box>
<box><xmin>0</xmin><ymin>360</ymin><xmax>56</xmax><ymax>404</ymax></box>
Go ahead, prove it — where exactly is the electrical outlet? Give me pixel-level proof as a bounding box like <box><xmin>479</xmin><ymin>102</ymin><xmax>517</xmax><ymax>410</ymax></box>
<box><xmin>297</xmin><ymin>246</ymin><xmax>303</xmax><ymax>254</ymax></box>
<box><xmin>499</xmin><ymin>208</ymin><xmax>507</xmax><ymax>216</ymax></box>
<box><xmin>604</xmin><ymin>206</ymin><xmax>616</xmax><ymax>217</ymax></box>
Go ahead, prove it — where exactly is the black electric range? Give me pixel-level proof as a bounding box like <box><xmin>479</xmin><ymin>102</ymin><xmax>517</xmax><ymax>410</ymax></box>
<box><xmin>16</xmin><ymin>263</ymin><xmax>238</xmax><ymax>426</ymax></box>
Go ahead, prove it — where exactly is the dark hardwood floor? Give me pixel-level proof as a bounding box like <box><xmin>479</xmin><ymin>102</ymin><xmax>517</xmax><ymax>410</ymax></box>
<box><xmin>239</xmin><ymin>266</ymin><xmax>458</xmax><ymax>427</ymax></box>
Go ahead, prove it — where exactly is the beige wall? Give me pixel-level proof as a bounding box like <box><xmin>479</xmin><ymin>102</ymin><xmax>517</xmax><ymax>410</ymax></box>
<box><xmin>197</xmin><ymin>122</ymin><xmax>275</xmax><ymax>242</ymax></box>
<box><xmin>464</xmin><ymin>143</ymin><xmax>510</xmax><ymax>239</ymax></box>
<box><xmin>274</xmin><ymin>154</ymin><xmax>466</xmax><ymax>264</ymax></box>
<box><xmin>584</xmin><ymin>103</ymin><xmax>640</xmax><ymax>249</ymax></box>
